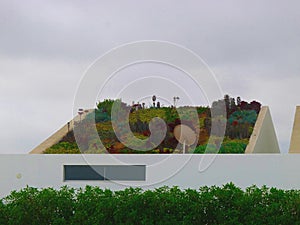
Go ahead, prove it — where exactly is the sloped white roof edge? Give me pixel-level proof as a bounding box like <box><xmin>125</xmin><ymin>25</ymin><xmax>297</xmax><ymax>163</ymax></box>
<box><xmin>289</xmin><ymin>106</ymin><xmax>300</xmax><ymax>153</ymax></box>
<box><xmin>29</xmin><ymin>109</ymin><xmax>93</xmax><ymax>154</ymax></box>
<box><xmin>245</xmin><ymin>106</ymin><xmax>280</xmax><ymax>154</ymax></box>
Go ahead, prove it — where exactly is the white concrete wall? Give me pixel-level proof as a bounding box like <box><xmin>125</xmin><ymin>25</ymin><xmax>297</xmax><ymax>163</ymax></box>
<box><xmin>0</xmin><ymin>154</ymin><xmax>299</xmax><ymax>198</ymax></box>
<box><xmin>245</xmin><ymin>106</ymin><xmax>280</xmax><ymax>153</ymax></box>
<box><xmin>289</xmin><ymin>106</ymin><xmax>300</xmax><ymax>153</ymax></box>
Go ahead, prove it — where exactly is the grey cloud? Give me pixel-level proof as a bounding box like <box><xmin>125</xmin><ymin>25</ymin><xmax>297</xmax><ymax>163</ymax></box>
<box><xmin>0</xmin><ymin>0</ymin><xmax>299</xmax><ymax>153</ymax></box>
<box><xmin>1</xmin><ymin>0</ymin><xmax>299</xmax><ymax>65</ymax></box>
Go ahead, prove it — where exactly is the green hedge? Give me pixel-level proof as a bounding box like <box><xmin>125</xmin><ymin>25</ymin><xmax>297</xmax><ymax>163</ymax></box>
<box><xmin>1</xmin><ymin>183</ymin><xmax>300</xmax><ymax>224</ymax></box>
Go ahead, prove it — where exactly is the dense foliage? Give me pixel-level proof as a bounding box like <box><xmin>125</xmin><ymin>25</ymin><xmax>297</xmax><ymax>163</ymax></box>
<box><xmin>44</xmin><ymin>142</ymin><xmax>80</xmax><ymax>154</ymax></box>
<box><xmin>194</xmin><ymin>139</ymin><xmax>248</xmax><ymax>154</ymax></box>
<box><xmin>44</xmin><ymin>95</ymin><xmax>261</xmax><ymax>154</ymax></box>
<box><xmin>1</xmin><ymin>183</ymin><xmax>300</xmax><ymax>224</ymax></box>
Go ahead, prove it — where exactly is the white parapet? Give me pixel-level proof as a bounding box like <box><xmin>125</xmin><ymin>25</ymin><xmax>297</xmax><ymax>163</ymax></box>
<box><xmin>0</xmin><ymin>154</ymin><xmax>299</xmax><ymax>198</ymax></box>
<box><xmin>289</xmin><ymin>106</ymin><xmax>300</xmax><ymax>153</ymax></box>
<box><xmin>245</xmin><ymin>106</ymin><xmax>280</xmax><ymax>154</ymax></box>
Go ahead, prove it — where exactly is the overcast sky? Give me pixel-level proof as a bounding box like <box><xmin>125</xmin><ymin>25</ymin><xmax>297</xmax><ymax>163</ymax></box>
<box><xmin>0</xmin><ymin>0</ymin><xmax>299</xmax><ymax>153</ymax></box>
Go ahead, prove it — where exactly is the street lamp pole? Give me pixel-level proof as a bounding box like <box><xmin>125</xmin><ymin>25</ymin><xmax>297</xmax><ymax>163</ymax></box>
<box><xmin>173</xmin><ymin>96</ymin><xmax>180</xmax><ymax>108</ymax></box>
<box><xmin>152</xmin><ymin>95</ymin><xmax>156</xmax><ymax>108</ymax></box>
<box><xmin>78</xmin><ymin>109</ymin><xmax>84</xmax><ymax>122</ymax></box>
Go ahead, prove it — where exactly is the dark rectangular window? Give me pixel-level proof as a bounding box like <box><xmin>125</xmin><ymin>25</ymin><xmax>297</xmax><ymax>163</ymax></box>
<box><xmin>105</xmin><ymin>165</ymin><xmax>146</xmax><ymax>181</ymax></box>
<box><xmin>64</xmin><ymin>165</ymin><xmax>146</xmax><ymax>181</ymax></box>
<box><xmin>64</xmin><ymin>165</ymin><xmax>105</xmax><ymax>181</ymax></box>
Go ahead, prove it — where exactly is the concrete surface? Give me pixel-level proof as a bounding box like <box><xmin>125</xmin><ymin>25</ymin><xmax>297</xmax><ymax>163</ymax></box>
<box><xmin>0</xmin><ymin>154</ymin><xmax>300</xmax><ymax>198</ymax></box>
<box><xmin>29</xmin><ymin>109</ymin><xmax>93</xmax><ymax>154</ymax></box>
<box><xmin>289</xmin><ymin>106</ymin><xmax>300</xmax><ymax>153</ymax></box>
<box><xmin>245</xmin><ymin>106</ymin><xmax>280</xmax><ymax>154</ymax></box>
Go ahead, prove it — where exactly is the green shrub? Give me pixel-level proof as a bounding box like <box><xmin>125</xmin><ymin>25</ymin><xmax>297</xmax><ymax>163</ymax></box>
<box><xmin>72</xmin><ymin>186</ymin><xmax>116</xmax><ymax>225</ymax></box>
<box><xmin>219</xmin><ymin>141</ymin><xmax>248</xmax><ymax>154</ymax></box>
<box><xmin>44</xmin><ymin>142</ymin><xmax>80</xmax><ymax>154</ymax></box>
<box><xmin>3</xmin><ymin>186</ymin><xmax>75</xmax><ymax>225</ymax></box>
<box><xmin>87</xmin><ymin>110</ymin><xmax>111</xmax><ymax>123</ymax></box>
<box><xmin>44</xmin><ymin>148</ymin><xmax>81</xmax><ymax>154</ymax></box>
<box><xmin>1</xmin><ymin>184</ymin><xmax>300</xmax><ymax>224</ymax></box>
<box><xmin>0</xmin><ymin>200</ymin><xmax>7</xmax><ymax>225</ymax></box>
<box><xmin>228</xmin><ymin>110</ymin><xmax>257</xmax><ymax>125</ymax></box>
<box><xmin>96</xmin><ymin>99</ymin><xmax>116</xmax><ymax>118</ymax></box>
<box><xmin>194</xmin><ymin>140</ymin><xmax>248</xmax><ymax>154</ymax></box>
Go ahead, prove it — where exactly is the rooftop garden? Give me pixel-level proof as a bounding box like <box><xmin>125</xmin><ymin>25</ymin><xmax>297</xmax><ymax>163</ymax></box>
<box><xmin>44</xmin><ymin>95</ymin><xmax>261</xmax><ymax>154</ymax></box>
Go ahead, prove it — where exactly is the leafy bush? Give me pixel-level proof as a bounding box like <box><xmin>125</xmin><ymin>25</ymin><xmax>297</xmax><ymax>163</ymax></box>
<box><xmin>2</xmin><ymin>186</ymin><xmax>75</xmax><ymax>225</ymax></box>
<box><xmin>129</xmin><ymin>108</ymin><xmax>166</xmax><ymax>124</ymax></box>
<box><xmin>93</xmin><ymin>110</ymin><xmax>111</xmax><ymax>123</ymax></box>
<box><xmin>194</xmin><ymin>139</ymin><xmax>248</xmax><ymax>154</ymax></box>
<box><xmin>228</xmin><ymin>110</ymin><xmax>257</xmax><ymax>125</ymax></box>
<box><xmin>44</xmin><ymin>148</ymin><xmax>81</xmax><ymax>154</ymax></box>
<box><xmin>220</xmin><ymin>141</ymin><xmax>248</xmax><ymax>154</ymax></box>
<box><xmin>1</xmin><ymin>184</ymin><xmax>300</xmax><ymax>224</ymax></box>
<box><xmin>0</xmin><ymin>200</ymin><xmax>6</xmax><ymax>225</ymax></box>
<box><xmin>196</xmin><ymin>106</ymin><xmax>210</xmax><ymax>115</ymax></box>
<box><xmin>44</xmin><ymin>142</ymin><xmax>80</xmax><ymax>154</ymax></box>
<box><xmin>96</xmin><ymin>99</ymin><xmax>116</xmax><ymax>117</ymax></box>
<box><xmin>88</xmin><ymin>99</ymin><xmax>130</xmax><ymax>123</ymax></box>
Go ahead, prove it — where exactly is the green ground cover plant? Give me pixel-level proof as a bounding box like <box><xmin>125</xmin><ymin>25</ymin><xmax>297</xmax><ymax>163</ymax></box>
<box><xmin>1</xmin><ymin>183</ymin><xmax>300</xmax><ymax>225</ymax></box>
<box><xmin>44</xmin><ymin>142</ymin><xmax>80</xmax><ymax>154</ymax></box>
